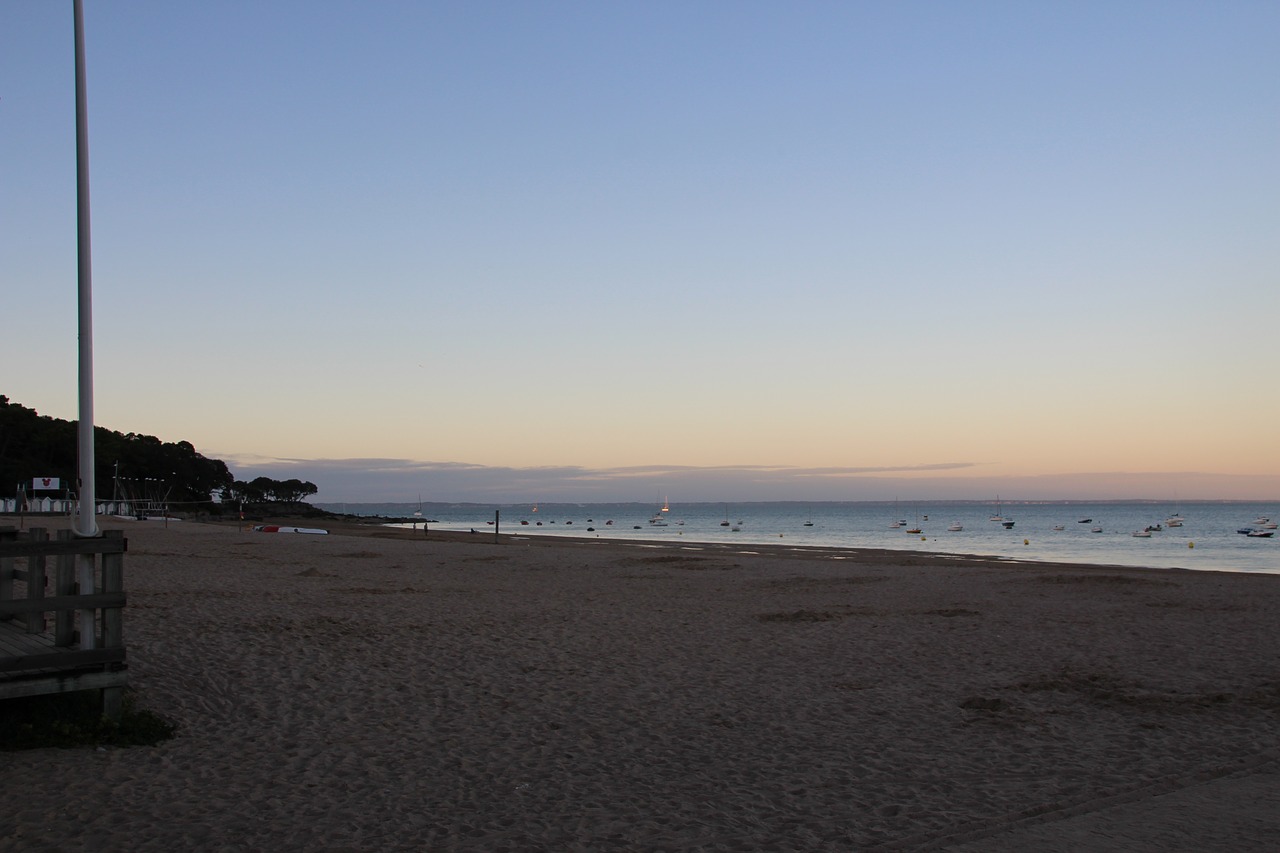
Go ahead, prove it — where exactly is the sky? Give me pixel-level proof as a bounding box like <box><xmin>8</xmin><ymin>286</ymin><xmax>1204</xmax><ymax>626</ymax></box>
<box><xmin>3</xmin><ymin>1</ymin><xmax>1278</xmax><ymax>503</ymax></box>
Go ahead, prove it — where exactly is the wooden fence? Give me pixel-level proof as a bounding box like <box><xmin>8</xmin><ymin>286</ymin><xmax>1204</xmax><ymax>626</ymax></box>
<box><xmin>0</xmin><ymin>527</ymin><xmax>127</xmax><ymax>718</ymax></box>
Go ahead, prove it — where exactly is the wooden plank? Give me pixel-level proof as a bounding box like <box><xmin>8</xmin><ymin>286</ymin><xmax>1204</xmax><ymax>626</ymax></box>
<box><xmin>0</xmin><ymin>623</ymin><xmax>54</xmax><ymax>657</ymax></box>
<box><xmin>0</xmin><ymin>592</ymin><xmax>126</xmax><ymax>619</ymax></box>
<box><xmin>0</xmin><ymin>646</ymin><xmax>126</xmax><ymax>674</ymax></box>
<box><xmin>0</xmin><ymin>538</ymin><xmax>127</xmax><ymax>558</ymax></box>
<box><xmin>0</xmin><ymin>669</ymin><xmax>129</xmax><ymax>702</ymax></box>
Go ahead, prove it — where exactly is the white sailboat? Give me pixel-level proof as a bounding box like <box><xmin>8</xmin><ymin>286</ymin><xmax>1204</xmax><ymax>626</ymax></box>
<box><xmin>906</xmin><ymin>504</ymin><xmax>922</xmax><ymax>534</ymax></box>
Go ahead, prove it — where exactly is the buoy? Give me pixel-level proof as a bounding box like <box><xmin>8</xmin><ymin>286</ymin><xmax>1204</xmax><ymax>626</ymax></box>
<box><xmin>1189</xmin><ymin>541</ymin><xmax>1195</xmax><ymax>549</ymax></box>
<box><xmin>1023</xmin><ymin>539</ymin><xmax>1029</xmax><ymax>545</ymax></box>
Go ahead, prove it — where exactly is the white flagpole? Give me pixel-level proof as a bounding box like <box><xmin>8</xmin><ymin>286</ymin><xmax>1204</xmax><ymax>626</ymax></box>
<box><xmin>74</xmin><ymin>0</ymin><xmax>98</xmax><ymax>652</ymax></box>
<box><xmin>74</xmin><ymin>0</ymin><xmax>97</xmax><ymax>540</ymax></box>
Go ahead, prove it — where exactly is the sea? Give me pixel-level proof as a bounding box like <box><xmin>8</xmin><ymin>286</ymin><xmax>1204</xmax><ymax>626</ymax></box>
<box><xmin>315</xmin><ymin>500</ymin><xmax>1280</xmax><ymax>575</ymax></box>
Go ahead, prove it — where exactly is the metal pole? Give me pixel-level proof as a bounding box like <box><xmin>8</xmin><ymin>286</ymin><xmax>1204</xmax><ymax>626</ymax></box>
<box><xmin>74</xmin><ymin>0</ymin><xmax>98</xmax><ymax>652</ymax></box>
<box><xmin>74</xmin><ymin>0</ymin><xmax>97</xmax><ymax>540</ymax></box>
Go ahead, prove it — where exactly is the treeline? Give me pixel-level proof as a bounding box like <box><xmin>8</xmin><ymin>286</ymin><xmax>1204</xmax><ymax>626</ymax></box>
<box><xmin>0</xmin><ymin>396</ymin><xmax>315</xmax><ymax>509</ymax></box>
<box><xmin>224</xmin><ymin>477</ymin><xmax>318</xmax><ymax>505</ymax></box>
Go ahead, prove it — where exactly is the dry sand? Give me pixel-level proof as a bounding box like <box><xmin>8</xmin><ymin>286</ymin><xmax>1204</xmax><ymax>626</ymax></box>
<box><xmin>2</xmin><ymin>517</ymin><xmax>1277</xmax><ymax>851</ymax></box>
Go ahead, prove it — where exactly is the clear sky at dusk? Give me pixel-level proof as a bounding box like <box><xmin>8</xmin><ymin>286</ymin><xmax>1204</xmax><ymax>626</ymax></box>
<box><xmin>4</xmin><ymin>1</ymin><xmax>1278</xmax><ymax>502</ymax></box>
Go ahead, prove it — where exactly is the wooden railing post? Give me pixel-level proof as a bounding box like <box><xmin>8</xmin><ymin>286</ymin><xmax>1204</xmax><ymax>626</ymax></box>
<box><xmin>26</xmin><ymin>528</ymin><xmax>48</xmax><ymax>634</ymax></box>
<box><xmin>55</xmin><ymin>530</ymin><xmax>77</xmax><ymax>646</ymax></box>
<box><xmin>101</xmin><ymin>530</ymin><xmax>124</xmax><ymax>651</ymax></box>
<box><xmin>0</xmin><ymin>526</ymin><xmax>14</xmax><ymax>607</ymax></box>
<box><xmin>100</xmin><ymin>530</ymin><xmax>125</xmax><ymax>720</ymax></box>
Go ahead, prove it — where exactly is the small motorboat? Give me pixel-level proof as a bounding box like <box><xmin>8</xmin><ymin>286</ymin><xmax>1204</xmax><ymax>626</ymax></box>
<box><xmin>947</xmin><ymin>521</ymin><xmax>963</xmax><ymax>531</ymax></box>
<box><xmin>1247</xmin><ymin>529</ymin><xmax>1274</xmax><ymax>538</ymax></box>
<box><xmin>1078</xmin><ymin>518</ymin><xmax>1092</xmax><ymax>524</ymax></box>
<box><xmin>1132</xmin><ymin>529</ymin><xmax>1152</xmax><ymax>538</ymax></box>
<box><xmin>1091</xmin><ymin>526</ymin><xmax>1103</xmax><ymax>533</ymax></box>
<box><xmin>1052</xmin><ymin>525</ymin><xmax>1065</xmax><ymax>531</ymax></box>
<box><xmin>1002</xmin><ymin>520</ymin><xmax>1015</xmax><ymax>529</ymax></box>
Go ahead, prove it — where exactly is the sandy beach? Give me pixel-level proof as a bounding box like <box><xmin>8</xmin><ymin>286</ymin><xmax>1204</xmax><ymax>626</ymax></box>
<box><xmin>2</xmin><ymin>517</ymin><xmax>1277</xmax><ymax>851</ymax></box>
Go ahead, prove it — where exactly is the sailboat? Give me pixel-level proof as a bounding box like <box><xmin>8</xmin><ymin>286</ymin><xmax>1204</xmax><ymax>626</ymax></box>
<box><xmin>721</xmin><ymin>504</ymin><xmax>730</xmax><ymax>527</ymax></box>
<box><xmin>989</xmin><ymin>495</ymin><xmax>1014</xmax><ymax>528</ymax></box>
<box><xmin>906</xmin><ymin>504</ymin><xmax>922</xmax><ymax>535</ymax></box>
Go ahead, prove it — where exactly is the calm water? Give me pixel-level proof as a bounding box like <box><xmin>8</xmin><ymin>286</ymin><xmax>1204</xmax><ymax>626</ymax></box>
<box><xmin>320</xmin><ymin>501</ymin><xmax>1280</xmax><ymax>575</ymax></box>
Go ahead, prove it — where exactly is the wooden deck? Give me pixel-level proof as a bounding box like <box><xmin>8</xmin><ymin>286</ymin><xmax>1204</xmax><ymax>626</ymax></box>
<box><xmin>0</xmin><ymin>527</ymin><xmax>128</xmax><ymax>717</ymax></box>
